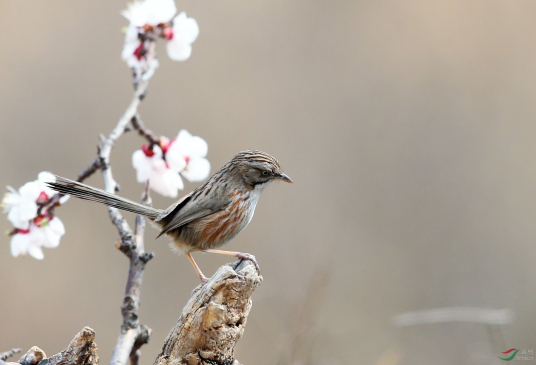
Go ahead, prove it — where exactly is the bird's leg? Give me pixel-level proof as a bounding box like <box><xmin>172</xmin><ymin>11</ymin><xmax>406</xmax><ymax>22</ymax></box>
<box><xmin>204</xmin><ymin>249</ymin><xmax>261</xmax><ymax>273</ymax></box>
<box><xmin>186</xmin><ymin>253</ymin><xmax>209</xmax><ymax>283</ymax></box>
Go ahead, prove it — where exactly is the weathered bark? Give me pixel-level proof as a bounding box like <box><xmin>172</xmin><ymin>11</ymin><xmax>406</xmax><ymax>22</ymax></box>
<box><xmin>154</xmin><ymin>259</ymin><xmax>262</xmax><ymax>365</ymax></box>
<box><xmin>110</xmin><ymin>185</ymin><xmax>154</xmax><ymax>365</ymax></box>
<box><xmin>10</xmin><ymin>327</ymin><xmax>98</xmax><ymax>365</ymax></box>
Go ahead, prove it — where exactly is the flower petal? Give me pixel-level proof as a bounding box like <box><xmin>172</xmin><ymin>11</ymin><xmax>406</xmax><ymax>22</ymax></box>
<box><xmin>2</xmin><ymin>188</ymin><xmax>19</xmax><ymax>212</ymax></box>
<box><xmin>124</xmin><ymin>23</ymin><xmax>140</xmax><ymax>42</ymax></box>
<box><xmin>144</xmin><ymin>0</ymin><xmax>177</xmax><ymax>25</ymax></box>
<box><xmin>10</xmin><ymin>227</ymin><xmax>46</xmax><ymax>259</ymax></box>
<box><xmin>181</xmin><ymin>157</ymin><xmax>211</xmax><ymax>182</ymax></box>
<box><xmin>132</xmin><ymin>149</ymin><xmax>154</xmax><ymax>182</ymax></box>
<box><xmin>27</xmin><ymin>244</ymin><xmax>44</xmax><ymax>260</ymax></box>
<box><xmin>166</xmin><ymin>148</ymin><xmax>187</xmax><ymax>172</ymax></box>
<box><xmin>175</xmin><ymin>129</ymin><xmax>192</xmax><ymax>148</ymax></box>
<box><xmin>166</xmin><ymin>40</ymin><xmax>192</xmax><ymax>61</ymax></box>
<box><xmin>10</xmin><ymin>233</ymin><xmax>26</xmax><ymax>257</ymax></box>
<box><xmin>122</xmin><ymin>1</ymin><xmax>148</xmax><ymax>27</ymax></box>
<box><xmin>188</xmin><ymin>136</ymin><xmax>208</xmax><ymax>158</ymax></box>
<box><xmin>37</xmin><ymin>172</ymin><xmax>55</xmax><ymax>184</ymax></box>
<box><xmin>173</xmin><ymin>12</ymin><xmax>199</xmax><ymax>44</ymax></box>
<box><xmin>168</xmin><ymin>130</ymin><xmax>208</xmax><ymax>156</ymax></box>
<box><xmin>122</xmin><ymin>40</ymin><xmax>141</xmax><ymax>61</ymax></box>
<box><xmin>150</xmin><ymin>169</ymin><xmax>183</xmax><ymax>197</ymax></box>
<box><xmin>43</xmin><ymin>217</ymin><xmax>64</xmax><ymax>249</ymax></box>
<box><xmin>7</xmin><ymin>200</ymin><xmax>36</xmax><ymax>229</ymax></box>
<box><xmin>38</xmin><ymin>171</ymin><xmax>57</xmax><ymax>197</ymax></box>
<box><xmin>19</xmin><ymin>180</ymin><xmax>42</xmax><ymax>202</ymax></box>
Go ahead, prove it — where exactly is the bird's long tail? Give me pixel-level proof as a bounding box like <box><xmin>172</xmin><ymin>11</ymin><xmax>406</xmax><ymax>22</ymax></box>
<box><xmin>46</xmin><ymin>174</ymin><xmax>162</xmax><ymax>220</ymax></box>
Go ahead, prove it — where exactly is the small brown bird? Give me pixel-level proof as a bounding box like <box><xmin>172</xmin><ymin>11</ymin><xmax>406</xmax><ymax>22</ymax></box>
<box><xmin>47</xmin><ymin>150</ymin><xmax>292</xmax><ymax>282</ymax></box>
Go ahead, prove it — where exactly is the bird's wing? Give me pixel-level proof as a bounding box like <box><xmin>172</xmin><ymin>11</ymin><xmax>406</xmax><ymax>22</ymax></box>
<box><xmin>154</xmin><ymin>192</ymin><xmax>193</xmax><ymax>223</ymax></box>
<box><xmin>155</xmin><ymin>193</ymin><xmax>231</xmax><ymax>238</ymax></box>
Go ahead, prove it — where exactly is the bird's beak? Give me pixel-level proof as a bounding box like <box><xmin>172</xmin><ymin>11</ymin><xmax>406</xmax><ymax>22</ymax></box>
<box><xmin>277</xmin><ymin>172</ymin><xmax>293</xmax><ymax>183</ymax></box>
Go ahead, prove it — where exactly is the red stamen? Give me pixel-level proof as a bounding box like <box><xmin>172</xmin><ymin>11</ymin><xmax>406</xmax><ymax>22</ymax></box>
<box><xmin>17</xmin><ymin>228</ymin><xmax>30</xmax><ymax>234</ymax></box>
<box><xmin>185</xmin><ymin>156</ymin><xmax>191</xmax><ymax>164</ymax></box>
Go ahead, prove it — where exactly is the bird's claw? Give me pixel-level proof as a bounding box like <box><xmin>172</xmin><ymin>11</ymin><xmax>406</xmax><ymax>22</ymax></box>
<box><xmin>235</xmin><ymin>252</ymin><xmax>261</xmax><ymax>273</ymax></box>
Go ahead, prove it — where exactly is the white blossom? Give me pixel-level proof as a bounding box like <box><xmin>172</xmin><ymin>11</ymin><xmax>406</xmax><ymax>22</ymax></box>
<box><xmin>121</xmin><ymin>0</ymin><xmax>199</xmax><ymax>68</ymax></box>
<box><xmin>3</xmin><ymin>172</ymin><xmax>68</xmax><ymax>259</ymax></box>
<box><xmin>10</xmin><ymin>216</ymin><xmax>65</xmax><ymax>260</ymax></box>
<box><xmin>122</xmin><ymin>0</ymin><xmax>176</xmax><ymax>27</ymax></box>
<box><xmin>121</xmin><ymin>0</ymin><xmax>178</xmax><ymax>71</ymax></box>
<box><xmin>2</xmin><ymin>172</ymin><xmax>60</xmax><ymax>229</ymax></box>
<box><xmin>41</xmin><ymin>216</ymin><xmax>65</xmax><ymax>250</ymax></box>
<box><xmin>166</xmin><ymin>12</ymin><xmax>199</xmax><ymax>61</ymax></box>
<box><xmin>132</xmin><ymin>144</ymin><xmax>184</xmax><ymax>197</ymax></box>
<box><xmin>2</xmin><ymin>186</ymin><xmax>38</xmax><ymax>230</ymax></box>
<box><xmin>10</xmin><ymin>227</ymin><xmax>44</xmax><ymax>259</ymax></box>
<box><xmin>143</xmin><ymin>0</ymin><xmax>177</xmax><ymax>26</ymax></box>
<box><xmin>166</xmin><ymin>130</ymin><xmax>210</xmax><ymax>182</ymax></box>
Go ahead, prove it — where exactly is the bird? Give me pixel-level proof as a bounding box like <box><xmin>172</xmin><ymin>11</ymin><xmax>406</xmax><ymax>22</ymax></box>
<box><xmin>47</xmin><ymin>150</ymin><xmax>292</xmax><ymax>282</ymax></box>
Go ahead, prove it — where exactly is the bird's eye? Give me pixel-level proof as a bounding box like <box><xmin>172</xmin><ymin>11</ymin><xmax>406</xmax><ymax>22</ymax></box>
<box><xmin>262</xmin><ymin>171</ymin><xmax>269</xmax><ymax>176</ymax></box>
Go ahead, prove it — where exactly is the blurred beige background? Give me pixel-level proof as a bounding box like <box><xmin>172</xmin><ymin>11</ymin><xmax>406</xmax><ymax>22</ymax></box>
<box><xmin>1</xmin><ymin>0</ymin><xmax>536</xmax><ymax>364</ymax></box>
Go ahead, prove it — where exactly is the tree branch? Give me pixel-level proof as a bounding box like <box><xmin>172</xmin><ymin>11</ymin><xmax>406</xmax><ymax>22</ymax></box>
<box><xmin>93</xmin><ymin>78</ymin><xmax>154</xmax><ymax>365</ymax></box>
<box><xmin>131</xmin><ymin>114</ymin><xmax>160</xmax><ymax>146</ymax></box>
<box><xmin>110</xmin><ymin>183</ymin><xmax>154</xmax><ymax>365</ymax></box>
<box><xmin>99</xmin><ymin>79</ymin><xmax>149</xmax><ymax>242</ymax></box>
<box><xmin>0</xmin><ymin>349</ymin><xmax>21</xmax><ymax>362</ymax></box>
<box><xmin>154</xmin><ymin>259</ymin><xmax>262</xmax><ymax>365</ymax></box>
<box><xmin>77</xmin><ymin>158</ymin><xmax>102</xmax><ymax>183</ymax></box>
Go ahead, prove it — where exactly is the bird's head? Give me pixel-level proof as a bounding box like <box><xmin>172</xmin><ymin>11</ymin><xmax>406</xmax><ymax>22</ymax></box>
<box><xmin>233</xmin><ymin>150</ymin><xmax>293</xmax><ymax>189</ymax></box>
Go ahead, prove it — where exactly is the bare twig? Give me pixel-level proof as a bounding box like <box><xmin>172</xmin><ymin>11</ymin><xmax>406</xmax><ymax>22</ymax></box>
<box><xmin>131</xmin><ymin>115</ymin><xmax>160</xmax><ymax>146</ymax></box>
<box><xmin>0</xmin><ymin>349</ymin><xmax>21</xmax><ymax>362</ymax></box>
<box><xmin>129</xmin><ymin>325</ymin><xmax>151</xmax><ymax>365</ymax></box>
<box><xmin>99</xmin><ymin>79</ymin><xmax>150</xmax><ymax>246</ymax></box>
<box><xmin>39</xmin><ymin>158</ymin><xmax>102</xmax><ymax>217</ymax></box>
<box><xmin>109</xmin><ymin>180</ymin><xmax>154</xmax><ymax>365</ymax></box>
<box><xmin>154</xmin><ymin>259</ymin><xmax>262</xmax><ymax>365</ymax></box>
<box><xmin>77</xmin><ymin>158</ymin><xmax>102</xmax><ymax>183</ymax></box>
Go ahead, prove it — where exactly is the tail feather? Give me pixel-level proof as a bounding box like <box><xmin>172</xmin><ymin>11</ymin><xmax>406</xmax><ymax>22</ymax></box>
<box><xmin>47</xmin><ymin>174</ymin><xmax>162</xmax><ymax>220</ymax></box>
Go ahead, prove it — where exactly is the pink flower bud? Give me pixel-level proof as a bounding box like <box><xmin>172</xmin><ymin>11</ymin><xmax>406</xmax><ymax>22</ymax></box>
<box><xmin>141</xmin><ymin>144</ymin><xmax>155</xmax><ymax>157</ymax></box>
<box><xmin>163</xmin><ymin>26</ymin><xmax>174</xmax><ymax>40</ymax></box>
<box><xmin>36</xmin><ymin>191</ymin><xmax>49</xmax><ymax>204</ymax></box>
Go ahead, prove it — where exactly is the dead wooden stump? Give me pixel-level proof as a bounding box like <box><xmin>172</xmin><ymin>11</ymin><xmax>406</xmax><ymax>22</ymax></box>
<box><xmin>3</xmin><ymin>259</ymin><xmax>261</xmax><ymax>365</ymax></box>
<box><xmin>154</xmin><ymin>259</ymin><xmax>262</xmax><ymax>365</ymax></box>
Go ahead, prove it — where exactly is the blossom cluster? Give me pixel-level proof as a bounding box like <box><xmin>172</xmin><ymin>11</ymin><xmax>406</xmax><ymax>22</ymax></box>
<box><xmin>133</xmin><ymin>129</ymin><xmax>210</xmax><ymax>197</ymax></box>
<box><xmin>2</xmin><ymin>172</ymin><xmax>67</xmax><ymax>259</ymax></box>
<box><xmin>122</xmin><ymin>0</ymin><xmax>199</xmax><ymax>79</ymax></box>
<box><xmin>3</xmin><ymin>0</ymin><xmax>210</xmax><ymax>259</ymax></box>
